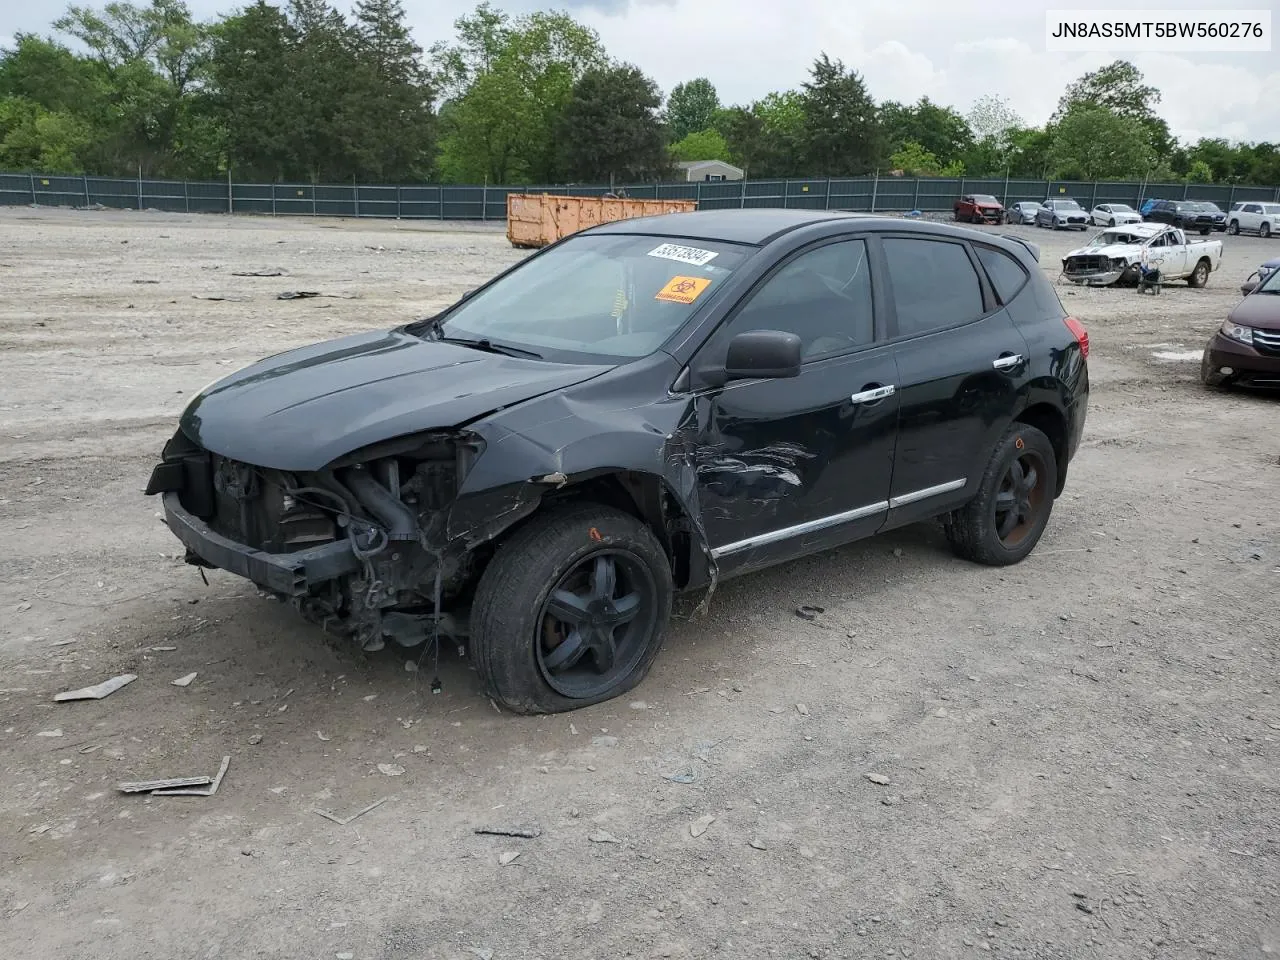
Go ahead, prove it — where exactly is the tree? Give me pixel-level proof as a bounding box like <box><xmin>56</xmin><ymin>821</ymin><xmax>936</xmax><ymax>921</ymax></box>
<box><xmin>1049</xmin><ymin>105</ymin><xmax>1154</xmax><ymax>180</ymax></box>
<box><xmin>888</xmin><ymin>139</ymin><xmax>962</xmax><ymax>177</ymax></box>
<box><xmin>966</xmin><ymin>94</ymin><xmax>1022</xmax><ymax>143</ymax></box>
<box><xmin>800</xmin><ymin>53</ymin><xmax>881</xmax><ymax>176</ymax></box>
<box><xmin>1055</xmin><ymin>59</ymin><xmax>1172</xmax><ymax>157</ymax></box>
<box><xmin>879</xmin><ymin>96</ymin><xmax>971</xmax><ymax>168</ymax></box>
<box><xmin>665</xmin><ymin>77</ymin><xmax>718</xmax><ymax>142</ymax></box>
<box><xmin>556</xmin><ymin>63</ymin><xmax>667</xmax><ymax>183</ymax></box>
<box><xmin>670</xmin><ymin>128</ymin><xmax>730</xmax><ymax>163</ymax></box>
<box><xmin>1185</xmin><ymin>159</ymin><xmax>1213</xmax><ymax>183</ymax></box>
<box><xmin>432</xmin><ymin>3</ymin><xmax>606</xmax><ymax>183</ymax></box>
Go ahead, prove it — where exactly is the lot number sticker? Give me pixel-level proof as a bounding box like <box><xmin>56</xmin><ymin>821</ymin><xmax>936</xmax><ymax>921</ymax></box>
<box><xmin>655</xmin><ymin>276</ymin><xmax>712</xmax><ymax>304</ymax></box>
<box><xmin>648</xmin><ymin>243</ymin><xmax>718</xmax><ymax>266</ymax></box>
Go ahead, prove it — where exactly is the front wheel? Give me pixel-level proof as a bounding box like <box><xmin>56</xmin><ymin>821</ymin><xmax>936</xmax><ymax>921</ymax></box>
<box><xmin>1227</xmin><ymin>220</ymin><xmax>1240</xmax><ymax>235</ymax></box>
<box><xmin>944</xmin><ymin>424</ymin><xmax>1058</xmax><ymax>566</ymax></box>
<box><xmin>469</xmin><ymin>502</ymin><xmax>673</xmax><ymax>714</ymax></box>
<box><xmin>1109</xmin><ymin>217</ymin><xmax>1116</xmax><ymax>227</ymax></box>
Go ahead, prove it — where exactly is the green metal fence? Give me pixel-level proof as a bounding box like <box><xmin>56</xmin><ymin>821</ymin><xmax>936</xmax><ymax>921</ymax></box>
<box><xmin>3</xmin><ymin>170</ymin><xmax>1278</xmax><ymax>220</ymax></box>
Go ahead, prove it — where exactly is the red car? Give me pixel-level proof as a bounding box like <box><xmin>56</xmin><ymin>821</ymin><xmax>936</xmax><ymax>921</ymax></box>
<box><xmin>954</xmin><ymin>194</ymin><xmax>1004</xmax><ymax>224</ymax></box>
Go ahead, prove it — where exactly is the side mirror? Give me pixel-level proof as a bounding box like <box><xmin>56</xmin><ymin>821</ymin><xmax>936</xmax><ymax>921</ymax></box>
<box><xmin>1240</xmin><ymin>277</ymin><xmax>1259</xmax><ymax>296</ymax></box>
<box><xmin>724</xmin><ymin>330</ymin><xmax>802</xmax><ymax>381</ymax></box>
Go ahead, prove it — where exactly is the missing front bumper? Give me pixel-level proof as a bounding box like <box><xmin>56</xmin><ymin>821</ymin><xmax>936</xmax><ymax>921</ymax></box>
<box><xmin>162</xmin><ymin>492</ymin><xmax>361</xmax><ymax>596</ymax></box>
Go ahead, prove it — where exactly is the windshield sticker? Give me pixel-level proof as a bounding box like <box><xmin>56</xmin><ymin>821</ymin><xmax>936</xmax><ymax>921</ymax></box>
<box><xmin>655</xmin><ymin>276</ymin><xmax>712</xmax><ymax>304</ymax></box>
<box><xmin>648</xmin><ymin>243</ymin><xmax>719</xmax><ymax>266</ymax></box>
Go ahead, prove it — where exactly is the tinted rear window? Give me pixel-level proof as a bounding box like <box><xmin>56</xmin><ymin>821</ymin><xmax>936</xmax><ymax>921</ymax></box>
<box><xmin>974</xmin><ymin>245</ymin><xmax>1029</xmax><ymax>304</ymax></box>
<box><xmin>883</xmin><ymin>237</ymin><xmax>985</xmax><ymax>337</ymax></box>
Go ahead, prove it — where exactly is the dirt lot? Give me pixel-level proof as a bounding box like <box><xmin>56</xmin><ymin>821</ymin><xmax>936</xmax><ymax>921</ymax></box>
<box><xmin>1</xmin><ymin>207</ymin><xmax>1278</xmax><ymax>960</ymax></box>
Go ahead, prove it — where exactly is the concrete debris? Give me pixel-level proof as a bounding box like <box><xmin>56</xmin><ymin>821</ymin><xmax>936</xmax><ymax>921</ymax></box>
<box><xmin>591</xmin><ymin>735</ymin><xmax>619</xmax><ymax>748</ymax></box>
<box><xmin>171</xmin><ymin>672</ymin><xmax>197</xmax><ymax>687</ymax></box>
<box><xmin>865</xmin><ymin>774</ymin><xmax>891</xmax><ymax>785</ymax></box>
<box><xmin>377</xmin><ymin>763</ymin><xmax>405</xmax><ymax>777</ymax></box>
<box><xmin>55</xmin><ymin>673</ymin><xmax>137</xmax><ymax>702</ymax></box>
<box><xmin>795</xmin><ymin>703</ymin><xmax>809</xmax><ymax>716</ymax></box>
<box><xmin>231</xmin><ymin>268</ymin><xmax>287</xmax><ymax>277</ymax></box>
<box><xmin>498</xmin><ymin>851</ymin><xmax>521</xmax><ymax>866</ymax></box>
<box><xmin>313</xmin><ymin>797</ymin><xmax>389</xmax><ymax>825</ymax></box>
<box><xmin>795</xmin><ymin>605</ymin><xmax>824</xmax><ymax>620</ymax></box>
<box><xmin>36</xmin><ymin>729</ymin><xmax>63</xmax><ymax>738</ymax></box>
<box><xmin>748</xmin><ymin>839</ymin><xmax>767</xmax><ymax>850</ymax></box>
<box><xmin>588</xmin><ymin>831</ymin><xmax>620</xmax><ymax>844</ymax></box>
<box><xmin>662</xmin><ymin>768</ymin><xmax>697</xmax><ymax>785</ymax></box>
<box><xmin>690</xmin><ymin>815</ymin><xmax>716</xmax><ymax>838</ymax></box>
<box><xmin>475</xmin><ymin>824</ymin><xmax>542</xmax><ymax>839</ymax></box>
<box><xmin>247</xmin><ymin>733</ymin><xmax>263</xmax><ymax>745</ymax></box>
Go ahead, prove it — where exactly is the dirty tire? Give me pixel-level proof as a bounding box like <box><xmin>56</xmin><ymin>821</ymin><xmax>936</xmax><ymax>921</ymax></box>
<box><xmin>944</xmin><ymin>424</ymin><xmax>1058</xmax><ymax>566</ymax></box>
<box><xmin>1227</xmin><ymin>220</ymin><xmax>1239</xmax><ymax>235</ymax></box>
<box><xmin>1262</xmin><ymin>223</ymin><xmax>1272</xmax><ymax>239</ymax></box>
<box><xmin>1187</xmin><ymin>258</ymin><xmax>1210</xmax><ymax>288</ymax></box>
<box><xmin>470</xmin><ymin>502</ymin><xmax>672</xmax><ymax>715</ymax></box>
<box><xmin>1200</xmin><ymin>348</ymin><xmax>1230</xmax><ymax>388</ymax></box>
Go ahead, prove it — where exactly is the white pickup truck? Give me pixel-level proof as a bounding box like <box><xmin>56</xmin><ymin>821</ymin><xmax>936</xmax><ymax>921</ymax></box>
<box><xmin>1061</xmin><ymin>222</ymin><xmax>1223</xmax><ymax>288</ymax></box>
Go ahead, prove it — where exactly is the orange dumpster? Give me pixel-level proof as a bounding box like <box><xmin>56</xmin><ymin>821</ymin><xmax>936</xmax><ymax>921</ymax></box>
<box><xmin>506</xmin><ymin>193</ymin><xmax>698</xmax><ymax>249</ymax></box>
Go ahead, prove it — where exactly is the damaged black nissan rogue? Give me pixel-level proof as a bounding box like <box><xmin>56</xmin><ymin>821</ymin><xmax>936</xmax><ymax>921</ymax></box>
<box><xmin>145</xmin><ymin>209</ymin><xmax>1089</xmax><ymax>714</ymax></box>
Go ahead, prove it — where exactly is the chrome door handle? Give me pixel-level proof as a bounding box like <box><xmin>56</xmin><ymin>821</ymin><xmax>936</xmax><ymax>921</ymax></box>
<box><xmin>850</xmin><ymin>384</ymin><xmax>896</xmax><ymax>404</ymax></box>
<box><xmin>992</xmin><ymin>354</ymin><xmax>1024</xmax><ymax>370</ymax></box>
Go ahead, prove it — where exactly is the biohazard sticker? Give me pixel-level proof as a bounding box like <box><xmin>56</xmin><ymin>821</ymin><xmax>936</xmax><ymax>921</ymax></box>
<box><xmin>655</xmin><ymin>276</ymin><xmax>712</xmax><ymax>304</ymax></box>
<box><xmin>648</xmin><ymin>242</ymin><xmax>719</xmax><ymax>266</ymax></box>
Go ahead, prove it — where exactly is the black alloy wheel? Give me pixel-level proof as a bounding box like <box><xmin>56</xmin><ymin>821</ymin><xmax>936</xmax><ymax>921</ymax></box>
<box><xmin>536</xmin><ymin>550</ymin><xmax>656</xmax><ymax>700</ymax></box>
<box><xmin>993</xmin><ymin>449</ymin><xmax>1048</xmax><ymax>549</ymax></box>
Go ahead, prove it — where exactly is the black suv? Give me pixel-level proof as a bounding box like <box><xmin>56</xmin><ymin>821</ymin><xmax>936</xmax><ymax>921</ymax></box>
<box><xmin>145</xmin><ymin>210</ymin><xmax>1091</xmax><ymax>714</ymax></box>
<box><xmin>1146</xmin><ymin>199</ymin><xmax>1215</xmax><ymax>235</ymax></box>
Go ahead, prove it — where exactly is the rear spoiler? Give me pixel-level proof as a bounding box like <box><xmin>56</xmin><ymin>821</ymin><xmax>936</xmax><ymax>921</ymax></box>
<box><xmin>1007</xmin><ymin>235</ymin><xmax>1041</xmax><ymax>263</ymax></box>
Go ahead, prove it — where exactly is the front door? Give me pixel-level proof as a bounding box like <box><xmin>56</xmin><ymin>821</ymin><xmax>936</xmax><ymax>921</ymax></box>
<box><xmin>875</xmin><ymin>234</ymin><xmax>1031</xmax><ymax>529</ymax></box>
<box><xmin>686</xmin><ymin>236</ymin><xmax>900</xmax><ymax>576</ymax></box>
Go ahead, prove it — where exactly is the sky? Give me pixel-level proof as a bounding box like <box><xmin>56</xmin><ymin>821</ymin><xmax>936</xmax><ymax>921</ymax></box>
<box><xmin>5</xmin><ymin>0</ymin><xmax>1279</xmax><ymax>143</ymax></box>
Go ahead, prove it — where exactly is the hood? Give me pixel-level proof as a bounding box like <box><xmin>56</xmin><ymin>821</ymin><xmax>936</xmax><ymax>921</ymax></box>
<box><xmin>1066</xmin><ymin>243</ymin><xmax>1141</xmax><ymax>260</ymax></box>
<box><xmin>180</xmin><ymin>328</ymin><xmax>611</xmax><ymax>471</ymax></box>
<box><xmin>1229</xmin><ymin>292</ymin><xmax>1280</xmax><ymax>331</ymax></box>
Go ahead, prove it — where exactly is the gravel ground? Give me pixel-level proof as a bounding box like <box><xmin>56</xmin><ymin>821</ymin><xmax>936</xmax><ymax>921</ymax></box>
<box><xmin>1</xmin><ymin>207</ymin><xmax>1278</xmax><ymax>960</ymax></box>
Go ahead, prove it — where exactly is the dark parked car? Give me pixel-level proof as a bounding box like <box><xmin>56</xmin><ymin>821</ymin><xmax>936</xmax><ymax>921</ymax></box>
<box><xmin>1202</xmin><ymin>262</ymin><xmax>1280</xmax><ymax>390</ymax></box>
<box><xmin>1036</xmin><ymin>199</ymin><xmax>1089</xmax><ymax>230</ymax></box>
<box><xmin>145</xmin><ymin>210</ymin><xmax>1090</xmax><ymax>714</ymax></box>
<box><xmin>1145</xmin><ymin>199</ymin><xmax>1215</xmax><ymax>235</ymax></box>
<box><xmin>1005</xmin><ymin>201</ymin><xmax>1044</xmax><ymax>225</ymax></box>
<box><xmin>1191</xmin><ymin>201</ymin><xmax>1227</xmax><ymax>231</ymax></box>
<box><xmin>954</xmin><ymin>193</ymin><xmax>1004</xmax><ymax>224</ymax></box>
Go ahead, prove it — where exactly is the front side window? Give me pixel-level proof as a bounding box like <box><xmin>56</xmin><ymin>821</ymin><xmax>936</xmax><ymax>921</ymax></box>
<box><xmin>882</xmin><ymin>237</ymin><xmax>985</xmax><ymax>338</ymax></box>
<box><xmin>714</xmin><ymin>238</ymin><xmax>875</xmax><ymax>361</ymax></box>
<box><xmin>433</xmin><ymin>234</ymin><xmax>750</xmax><ymax>362</ymax></box>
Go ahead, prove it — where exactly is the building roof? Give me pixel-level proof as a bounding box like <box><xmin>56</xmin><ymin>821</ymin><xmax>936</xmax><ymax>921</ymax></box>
<box><xmin>674</xmin><ymin>159</ymin><xmax>744</xmax><ymax>173</ymax></box>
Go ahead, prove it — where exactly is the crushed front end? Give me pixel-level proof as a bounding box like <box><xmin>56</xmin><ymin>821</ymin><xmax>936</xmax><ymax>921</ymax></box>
<box><xmin>145</xmin><ymin>427</ymin><xmax>488</xmax><ymax>652</ymax></box>
<box><xmin>1062</xmin><ymin>253</ymin><xmax>1136</xmax><ymax>287</ymax></box>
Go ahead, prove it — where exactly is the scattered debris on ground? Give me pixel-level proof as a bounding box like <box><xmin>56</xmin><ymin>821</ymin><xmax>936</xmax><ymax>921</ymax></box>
<box><xmin>54</xmin><ymin>673</ymin><xmax>136</xmax><ymax>701</ymax></box>
<box><xmin>313</xmin><ymin>797</ymin><xmax>389</xmax><ymax>825</ymax></box>
<box><xmin>474</xmin><ymin>824</ymin><xmax>542</xmax><ymax>839</ymax></box>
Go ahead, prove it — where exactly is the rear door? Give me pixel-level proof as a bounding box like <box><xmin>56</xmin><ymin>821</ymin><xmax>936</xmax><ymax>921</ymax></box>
<box><xmin>872</xmin><ymin>233</ymin><xmax>1031</xmax><ymax>529</ymax></box>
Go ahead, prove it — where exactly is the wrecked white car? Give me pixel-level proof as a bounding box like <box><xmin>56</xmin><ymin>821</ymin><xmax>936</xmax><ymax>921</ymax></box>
<box><xmin>1061</xmin><ymin>223</ymin><xmax>1223</xmax><ymax>288</ymax></box>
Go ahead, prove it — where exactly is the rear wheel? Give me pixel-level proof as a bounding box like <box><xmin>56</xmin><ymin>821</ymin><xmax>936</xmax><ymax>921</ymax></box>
<box><xmin>944</xmin><ymin>425</ymin><xmax>1058</xmax><ymax>566</ymax></box>
<box><xmin>1109</xmin><ymin>217</ymin><xmax>1116</xmax><ymax>227</ymax></box>
<box><xmin>1187</xmin><ymin>258</ymin><xmax>1211</xmax><ymax>288</ymax></box>
<box><xmin>470</xmin><ymin>502</ymin><xmax>672</xmax><ymax>714</ymax></box>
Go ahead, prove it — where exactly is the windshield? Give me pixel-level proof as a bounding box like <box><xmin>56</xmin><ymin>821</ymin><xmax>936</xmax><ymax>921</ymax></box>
<box><xmin>1197</xmin><ymin>202</ymin><xmax>1222</xmax><ymax>213</ymax></box>
<box><xmin>1110</xmin><ymin>204</ymin><xmax>1135</xmax><ymax>213</ymax></box>
<box><xmin>1055</xmin><ymin>200</ymin><xmax>1081</xmax><ymax>210</ymax></box>
<box><xmin>1260</xmin><ymin>267</ymin><xmax>1280</xmax><ymax>293</ymax></box>
<box><xmin>972</xmin><ymin>194</ymin><xmax>998</xmax><ymax>203</ymax></box>
<box><xmin>1086</xmin><ymin>229</ymin><xmax>1147</xmax><ymax>247</ymax></box>
<box><xmin>430</xmin><ymin>233</ymin><xmax>750</xmax><ymax>362</ymax></box>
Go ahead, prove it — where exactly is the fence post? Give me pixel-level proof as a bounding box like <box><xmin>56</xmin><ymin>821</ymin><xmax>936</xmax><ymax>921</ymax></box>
<box><xmin>137</xmin><ymin>164</ymin><xmax>142</xmax><ymax>210</ymax></box>
<box><xmin>396</xmin><ymin>184</ymin><xmax>401</xmax><ymax>220</ymax></box>
<box><xmin>1182</xmin><ymin>181</ymin><xmax>1189</xmax><ymax>200</ymax></box>
<box><xmin>353</xmin><ymin>176</ymin><xmax>359</xmax><ymax>218</ymax></box>
<box><xmin>696</xmin><ymin>179</ymin><xmax>702</xmax><ymax>208</ymax></box>
<box><xmin>912</xmin><ymin>177</ymin><xmax>920</xmax><ymax>211</ymax></box>
<box><xmin>482</xmin><ymin>181</ymin><xmax>488</xmax><ymax>221</ymax></box>
<box><xmin>740</xmin><ymin>176</ymin><xmax>746</xmax><ymax>208</ymax></box>
<box><xmin>958</xmin><ymin>176</ymin><xmax>965</xmax><ymax>202</ymax></box>
<box><xmin>1227</xmin><ymin>184</ymin><xmax>1235</xmax><ymax>209</ymax></box>
<box><xmin>311</xmin><ymin>183</ymin><xmax>317</xmax><ymax>217</ymax></box>
<box><xmin>870</xmin><ymin>172</ymin><xmax>879</xmax><ymax>213</ymax></box>
<box><xmin>1089</xmin><ymin>180</ymin><xmax>1098</xmax><ymax>211</ymax></box>
<box><xmin>438</xmin><ymin>185</ymin><xmax>444</xmax><ymax>220</ymax></box>
<box><xmin>184</xmin><ymin>178</ymin><xmax>189</xmax><ymax>214</ymax></box>
<box><xmin>29</xmin><ymin>172</ymin><xmax>37</xmax><ymax>206</ymax></box>
<box><xmin>1002</xmin><ymin>169</ymin><xmax>1010</xmax><ymax>206</ymax></box>
<box><xmin>227</xmin><ymin>168</ymin><xmax>233</xmax><ymax>215</ymax></box>
<box><xmin>83</xmin><ymin>174</ymin><xmax>90</xmax><ymax>208</ymax></box>
<box><xmin>271</xmin><ymin>182</ymin><xmax>277</xmax><ymax>217</ymax></box>
<box><xmin>824</xmin><ymin>177</ymin><xmax>831</xmax><ymax>210</ymax></box>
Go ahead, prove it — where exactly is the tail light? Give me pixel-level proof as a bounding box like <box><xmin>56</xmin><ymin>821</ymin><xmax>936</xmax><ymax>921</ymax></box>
<box><xmin>1064</xmin><ymin>316</ymin><xmax>1089</xmax><ymax>359</ymax></box>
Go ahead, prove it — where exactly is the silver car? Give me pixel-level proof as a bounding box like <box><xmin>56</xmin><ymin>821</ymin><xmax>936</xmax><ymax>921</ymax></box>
<box><xmin>1005</xmin><ymin>201</ymin><xmax>1044</xmax><ymax>225</ymax></box>
<box><xmin>1036</xmin><ymin>198</ymin><xmax>1089</xmax><ymax>230</ymax></box>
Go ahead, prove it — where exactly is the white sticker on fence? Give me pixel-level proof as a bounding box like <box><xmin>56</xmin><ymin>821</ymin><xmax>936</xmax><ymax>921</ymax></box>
<box><xmin>648</xmin><ymin>243</ymin><xmax>719</xmax><ymax>267</ymax></box>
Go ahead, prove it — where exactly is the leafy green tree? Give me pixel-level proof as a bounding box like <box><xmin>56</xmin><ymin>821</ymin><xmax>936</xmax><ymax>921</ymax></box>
<box><xmin>879</xmin><ymin>97</ymin><xmax>971</xmax><ymax>166</ymax></box>
<box><xmin>800</xmin><ymin>53</ymin><xmax>881</xmax><ymax>176</ymax></box>
<box><xmin>0</xmin><ymin>96</ymin><xmax>95</xmax><ymax>170</ymax></box>
<box><xmin>665</xmin><ymin>77</ymin><xmax>718</xmax><ymax>142</ymax></box>
<box><xmin>433</xmin><ymin>3</ymin><xmax>605</xmax><ymax>183</ymax></box>
<box><xmin>557</xmin><ymin>63</ymin><xmax>667</xmax><ymax>183</ymax></box>
<box><xmin>1055</xmin><ymin>59</ymin><xmax>1172</xmax><ymax>158</ymax></box>
<box><xmin>1185</xmin><ymin>159</ymin><xmax>1213</xmax><ymax>183</ymax></box>
<box><xmin>670</xmin><ymin>128</ymin><xmax>730</xmax><ymax>163</ymax></box>
<box><xmin>1049</xmin><ymin>105</ymin><xmax>1154</xmax><ymax>180</ymax></box>
<box><xmin>888</xmin><ymin>139</ymin><xmax>962</xmax><ymax>177</ymax></box>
